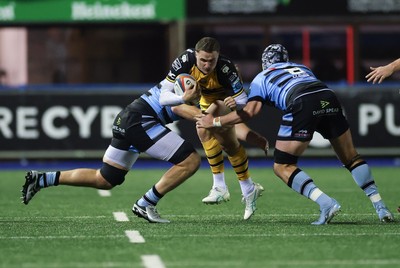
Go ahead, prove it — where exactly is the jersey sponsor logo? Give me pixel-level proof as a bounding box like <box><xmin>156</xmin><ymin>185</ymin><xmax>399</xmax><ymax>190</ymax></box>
<box><xmin>320</xmin><ymin>100</ymin><xmax>330</xmax><ymax>108</ymax></box>
<box><xmin>112</xmin><ymin>125</ymin><xmax>125</xmax><ymax>134</ymax></box>
<box><xmin>171</xmin><ymin>59</ymin><xmax>182</xmax><ymax>71</ymax></box>
<box><xmin>313</xmin><ymin>109</ymin><xmax>325</xmax><ymax>115</ymax></box>
<box><xmin>221</xmin><ymin>65</ymin><xmax>230</xmax><ymax>73</ymax></box>
<box><xmin>294</xmin><ymin>129</ymin><xmax>310</xmax><ymax>138</ymax></box>
<box><xmin>313</xmin><ymin>107</ymin><xmax>339</xmax><ymax>115</ymax></box>
<box><xmin>325</xmin><ymin>107</ymin><xmax>339</xmax><ymax>113</ymax></box>
<box><xmin>229</xmin><ymin>72</ymin><xmax>239</xmax><ymax>82</ymax></box>
<box><xmin>232</xmin><ymin>78</ymin><xmax>243</xmax><ymax>90</ymax></box>
<box><xmin>181</xmin><ymin>54</ymin><xmax>189</xmax><ymax>63</ymax></box>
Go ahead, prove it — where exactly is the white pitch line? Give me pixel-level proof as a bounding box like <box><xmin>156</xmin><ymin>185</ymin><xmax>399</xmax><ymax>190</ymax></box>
<box><xmin>125</xmin><ymin>230</ymin><xmax>145</xmax><ymax>243</ymax></box>
<box><xmin>0</xmin><ymin>234</ymin><xmax>125</xmax><ymax>240</ymax></box>
<box><xmin>141</xmin><ymin>255</ymin><xmax>166</xmax><ymax>268</ymax></box>
<box><xmin>113</xmin><ymin>212</ymin><xmax>129</xmax><ymax>222</ymax></box>
<box><xmin>97</xmin><ymin>189</ymin><xmax>111</xmax><ymax>197</ymax></box>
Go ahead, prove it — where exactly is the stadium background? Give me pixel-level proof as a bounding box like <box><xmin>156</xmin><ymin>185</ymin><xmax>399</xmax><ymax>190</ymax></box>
<box><xmin>0</xmin><ymin>0</ymin><xmax>399</xmax><ymax>161</ymax></box>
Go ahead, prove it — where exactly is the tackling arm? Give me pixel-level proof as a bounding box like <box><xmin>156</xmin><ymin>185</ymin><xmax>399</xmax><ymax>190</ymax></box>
<box><xmin>159</xmin><ymin>79</ymin><xmax>185</xmax><ymax>106</ymax></box>
<box><xmin>159</xmin><ymin>78</ymin><xmax>200</xmax><ymax>106</ymax></box>
<box><xmin>171</xmin><ymin>104</ymin><xmax>202</xmax><ymax>121</ymax></box>
<box><xmin>196</xmin><ymin>100</ymin><xmax>263</xmax><ymax>128</ymax></box>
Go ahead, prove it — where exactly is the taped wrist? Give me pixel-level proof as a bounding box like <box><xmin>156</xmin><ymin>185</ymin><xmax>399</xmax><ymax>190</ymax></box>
<box><xmin>213</xmin><ymin>117</ymin><xmax>222</xmax><ymax>127</ymax></box>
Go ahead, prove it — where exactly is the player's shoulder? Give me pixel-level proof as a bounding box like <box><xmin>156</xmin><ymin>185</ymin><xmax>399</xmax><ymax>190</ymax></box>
<box><xmin>217</xmin><ymin>54</ymin><xmax>235</xmax><ymax>66</ymax></box>
<box><xmin>216</xmin><ymin>54</ymin><xmax>237</xmax><ymax>74</ymax></box>
<box><xmin>252</xmin><ymin>70</ymin><xmax>267</xmax><ymax>82</ymax></box>
<box><xmin>177</xmin><ymin>48</ymin><xmax>196</xmax><ymax>63</ymax></box>
<box><xmin>170</xmin><ymin>49</ymin><xmax>196</xmax><ymax>76</ymax></box>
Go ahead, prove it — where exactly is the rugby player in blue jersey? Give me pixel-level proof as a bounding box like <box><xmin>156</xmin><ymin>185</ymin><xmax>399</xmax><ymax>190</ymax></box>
<box><xmin>196</xmin><ymin>44</ymin><xmax>394</xmax><ymax>224</ymax></box>
<box><xmin>21</xmin><ymin>81</ymin><xmax>201</xmax><ymax>223</ymax></box>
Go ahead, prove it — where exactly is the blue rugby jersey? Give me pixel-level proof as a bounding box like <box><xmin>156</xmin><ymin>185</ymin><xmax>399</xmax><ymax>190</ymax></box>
<box><xmin>249</xmin><ymin>62</ymin><xmax>327</xmax><ymax>111</ymax></box>
<box><xmin>139</xmin><ymin>84</ymin><xmax>181</xmax><ymax>125</ymax></box>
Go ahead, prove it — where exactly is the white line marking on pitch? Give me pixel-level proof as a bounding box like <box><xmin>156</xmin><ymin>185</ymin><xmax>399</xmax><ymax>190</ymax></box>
<box><xmin>141</xmin><ymin>255</ymin><xmax>166</xmax><ymax>268</ymax></box>
<box><xmin>113</xmin><ymin>212</ymin><xmax>129</xmax><ymax>222</ymax></box>
<box><xmin>1</xmin><ymin>235</ymin><xmax>125</xmax><ymax>240</ymax></box>
<box><xmin>125</xmin><ymin>230</ymin><xmax>145</xmax><ymax>243</ymax></box>
<box><xmin>97</xmin><ymin>189</ymin><xmax>111</xmax><ymax>197</ymax></box>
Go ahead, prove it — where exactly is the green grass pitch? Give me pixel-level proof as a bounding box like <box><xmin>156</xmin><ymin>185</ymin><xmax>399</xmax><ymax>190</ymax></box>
<box><xmin>1</xmin><ymin>165</ymin><xmax>399</xmax><ymax>267</ymax></box>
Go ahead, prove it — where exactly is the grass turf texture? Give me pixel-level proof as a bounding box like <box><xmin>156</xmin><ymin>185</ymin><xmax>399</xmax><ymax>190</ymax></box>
<box><xmin>0</xmin><ymin>166</ymin><xmax>399</xmax><ymax>267</ymax></box>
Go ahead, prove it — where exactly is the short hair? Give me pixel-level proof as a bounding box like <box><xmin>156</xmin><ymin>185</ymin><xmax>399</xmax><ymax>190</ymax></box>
<box><xmin>195</xmin><ymin>37</ymin><xmax>220</xmax><ymax>53</ymax></box>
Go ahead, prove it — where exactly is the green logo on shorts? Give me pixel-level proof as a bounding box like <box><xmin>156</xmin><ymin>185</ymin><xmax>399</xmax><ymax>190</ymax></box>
<box><xmin>320</xmin><ymin>100</ymin><xmax>330</xmax><ymax>108</ymax></box>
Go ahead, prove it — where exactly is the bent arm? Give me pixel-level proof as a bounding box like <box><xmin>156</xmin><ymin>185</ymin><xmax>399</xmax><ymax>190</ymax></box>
<box><xmin>220</xmin><ymin>100</ymin><xmax>263</xmax><ymax>125</ymax></box>
<box><xmin>159</xmin><ymin>79</ymin><xmax>185</xmax><ymax>106</ymax></box>
<box><xmin>196</xmin><ymin>100</ymin><xmax>263</xmax><ymax>129</ymax></box>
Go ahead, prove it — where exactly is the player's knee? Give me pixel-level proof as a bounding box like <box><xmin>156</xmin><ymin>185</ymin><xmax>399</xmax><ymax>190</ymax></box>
<box><xmin>100</xmin><ymin>162</ymin><xmax>128</xmax><ymax>187</ymax></box>
<box><xmin>96</xmin><ymin>175</ymin><xmax>114</xmax><ymax>190</ymax></box>
<box><xmin>273</xmin><ymin>149</ymin><xmax>298</xmax><ymax>175</ymax></box>
<box><xmin>274</xmin><ymin>148</ymin><xmax>299</xmax><ymax>165</ymax></box>
<box><xmin>273</xmin><ymin>162</ymin><xmax>282</xmax><ymax>177</ymax></box>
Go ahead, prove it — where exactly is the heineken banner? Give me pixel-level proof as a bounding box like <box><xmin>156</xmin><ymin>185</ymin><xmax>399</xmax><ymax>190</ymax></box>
<box><xmin>0</xmin><ymin>0</ymin><xmax>185</xmax><ymax>23</ymax></box>
<box><xmin>0</xmin><ymin>86</ymin><xmax>399</xmax><ymax>158</ymax></box>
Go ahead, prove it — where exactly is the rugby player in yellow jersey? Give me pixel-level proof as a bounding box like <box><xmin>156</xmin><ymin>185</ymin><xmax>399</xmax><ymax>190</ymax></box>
<box><xmin>159</xmin><ymin>37</ymin><xmax>268</xmax><ymax>219</ymax></box>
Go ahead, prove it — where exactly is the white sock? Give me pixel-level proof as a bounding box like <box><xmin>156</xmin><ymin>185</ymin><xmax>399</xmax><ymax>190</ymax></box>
<box><xmin>239</xmin><ymin>177</ymin><xmax>254</xmax><ymax>197</ymax></box>
<box><xmin>213</xmin><ymin>172</ymin><xmax>227</xmax><ymax>189</ymax></box>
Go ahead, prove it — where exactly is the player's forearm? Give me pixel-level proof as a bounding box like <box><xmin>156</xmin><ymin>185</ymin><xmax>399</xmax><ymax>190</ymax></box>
<box><xmin>160</xmin><ymin>91</ymin><xmax>184</xmax><ymax>106</ymax></box>
<box><xmin>214</xmin><ymin>109</ymin><xmax>250</xmax><ymax>127</ymax></box>
<box><xmin>215</xmin><ymin>100</ymin><xmax>260</xmax><ymax>127</ymax></box>
<box><xmin>171</xmin><ymin>104</ymin><xmax>201</xmax><ymax>121</ymax></box>
<box><xmin>388</xmin><ymin>58</ymin><xmax>400</xmax><ymax>73</ymax></box>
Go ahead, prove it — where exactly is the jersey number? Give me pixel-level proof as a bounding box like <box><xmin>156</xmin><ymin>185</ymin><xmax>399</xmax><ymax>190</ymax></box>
<box><xmin>285</xmin><ymin>67</ymin><xmax>307</xmax><ymax>78</ymax></box>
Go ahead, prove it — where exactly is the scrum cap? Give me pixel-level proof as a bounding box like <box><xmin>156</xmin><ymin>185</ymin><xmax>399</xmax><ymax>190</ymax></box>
<box><xmin>261</xmin><ymin>44</ymin><xmax>289</xmax><ymax>70</ymax></box>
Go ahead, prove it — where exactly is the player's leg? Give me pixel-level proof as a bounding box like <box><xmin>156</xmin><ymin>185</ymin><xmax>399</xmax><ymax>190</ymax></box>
<box><xmin>330</xmin><ymin>129</ymin><xmax>394</xmax><ymax>222</ymax></box>
<box><xmin>198</xmin><ymin>126</ymin><xmax>231</xmax><ymax>204</ymax></box>
<box><xmin>130</xmin><ymin>122</ymin><xmax>201</xmax><ymax>223</ymax></box>
<box><xmin>214</xmin><ymin>126</ymin><xmax>264</xmax><ymax>220</ymax></box>
<box><xmin>317</xmin><ymin>89</ymin><xmax>394</xmax><ymax>223</ymax></box>
<box><xmin>21</xmin><ymin>143</ymin><xmax>139</xmax><ymax>205</ymax></box>
<box><xmin>22</xmin><ymin>145</ymin><xmax>138</xmax><ymax>204</ymax></box>
<box><xmin>273</xmin><ymin>139</ymin><xmax>341</xmax><ymax>225</ymax></box>
<box><xmin>272</xmin><ymin>93</ymin><xmax>342</xmax><ymax>225</ymax></box>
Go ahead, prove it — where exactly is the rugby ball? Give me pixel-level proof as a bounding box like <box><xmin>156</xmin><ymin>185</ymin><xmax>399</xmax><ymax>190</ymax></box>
<box><xmin>174</xmin><ymin>73</ymin><xmax>196</xmax><ymax>96</ymax></box>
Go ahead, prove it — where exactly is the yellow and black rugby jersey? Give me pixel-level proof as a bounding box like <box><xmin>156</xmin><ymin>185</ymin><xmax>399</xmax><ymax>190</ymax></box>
<box><xmin>166</xmin><ymin>48</ymin><xmax>244</xmax><ymax>110</ymax></box>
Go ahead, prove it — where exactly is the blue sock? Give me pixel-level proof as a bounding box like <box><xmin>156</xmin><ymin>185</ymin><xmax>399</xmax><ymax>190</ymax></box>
<box><xmin>39</xmin><ymin>172</ymin><xmax>60</xmax><ymax>188</ymax></box>
<box><xmin>348</xmin><ymin>162</ymin><xmax>379</xmax><ymax>197</ymax></box>
<box><xmin>137</xmin><ymin>185</ymin><xmax>163</xmax><ymax>207</ymax></box>
<box><xmin>288</xmin><ymin>168</ymin><xmax>332</xmax><ymax>208</ymax></box>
